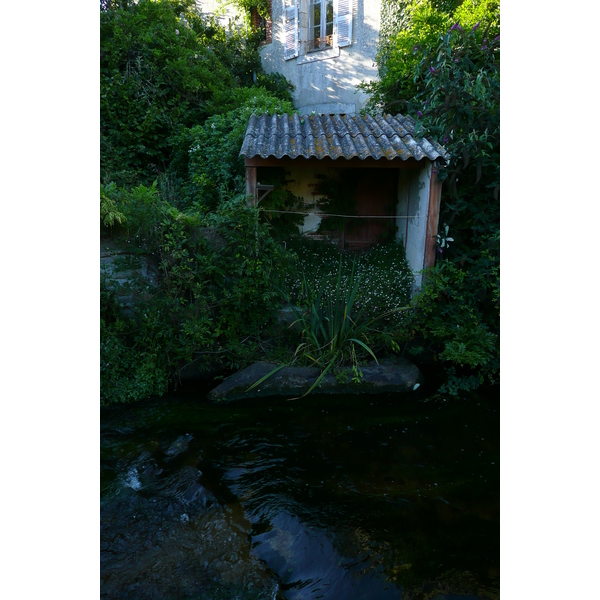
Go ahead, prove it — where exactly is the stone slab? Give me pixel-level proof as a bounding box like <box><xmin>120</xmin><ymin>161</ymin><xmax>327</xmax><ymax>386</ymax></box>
<box><xmin>207</xmin><ymin>358</ymin><xmax>423</xmax><ymax>402</ymax></box>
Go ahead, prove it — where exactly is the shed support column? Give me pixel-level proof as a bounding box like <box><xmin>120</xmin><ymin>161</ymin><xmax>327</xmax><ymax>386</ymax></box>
<box><xmin>245</xmin><ymin>165</ymin><xmax>257</xmax><ymax>206</ymax></box>
<box><xmin>423</xmin><ymin>166</ymin><xmax>443</xmax><ymax>272</ymax></box>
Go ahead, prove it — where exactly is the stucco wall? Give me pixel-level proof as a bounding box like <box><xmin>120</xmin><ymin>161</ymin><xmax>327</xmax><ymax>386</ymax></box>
<box><xmin>260</xmin><ymin>0</ymin><xmax>381</xmax><ymax>114</ymax></box>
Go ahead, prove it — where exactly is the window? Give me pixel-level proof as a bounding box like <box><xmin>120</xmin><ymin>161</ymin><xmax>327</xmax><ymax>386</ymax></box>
<box><xmin>283</xmin><ymin>0</ymin><xmax>352</xmax><ymax>61</ymax></box>
<box><xmin>308</xmin><ymin>0</ymin><xmax>333</xmax><ymax>52</ymax></box>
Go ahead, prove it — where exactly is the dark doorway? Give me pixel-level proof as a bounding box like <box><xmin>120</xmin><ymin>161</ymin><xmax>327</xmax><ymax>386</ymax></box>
<box><xmin>343</xmin><ymin>168</ymin><xmax>397</xmax><ymax>249</ymax></box>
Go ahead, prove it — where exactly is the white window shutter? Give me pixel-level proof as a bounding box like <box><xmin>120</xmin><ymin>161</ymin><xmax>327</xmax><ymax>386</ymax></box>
<box><xmin>334</xmin><ymin>0</ymin><xmax>352</xmax><ymax>48</ymax></box>
<box><xmin>283</xmin><ymin>0</ymin><xmax>299</xmax><ymax>60</ymax></box>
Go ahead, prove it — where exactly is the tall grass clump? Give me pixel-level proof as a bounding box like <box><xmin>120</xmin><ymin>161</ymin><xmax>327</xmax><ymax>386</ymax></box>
<box><xmin>249</xmin><ymin>246</ymin><xmax>412</xmax><ymax>398</ymax></box>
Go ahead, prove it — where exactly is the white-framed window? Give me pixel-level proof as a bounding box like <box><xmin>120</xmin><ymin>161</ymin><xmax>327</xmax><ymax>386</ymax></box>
<box><xmin>308</xmin><ymin>0</ymin><xmax>334</xmax><ymax>52</ymax></box>
<box><xmin>283</xmin><ymin>0</ymin><xmax>352</xmax><ymax>61</ymax></box>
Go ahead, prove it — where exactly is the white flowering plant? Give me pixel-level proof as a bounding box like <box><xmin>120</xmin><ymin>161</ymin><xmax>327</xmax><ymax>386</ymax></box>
<box><xmin>283</xmin><ymin>238</ymin><xmax>413</xmax><ymax>322</ymax></box>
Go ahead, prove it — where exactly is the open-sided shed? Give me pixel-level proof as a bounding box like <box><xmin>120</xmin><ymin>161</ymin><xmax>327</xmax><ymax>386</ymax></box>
<box><xmin>240</xmin><ymin>113</ymin><xmax>448</xmax><ymax>292</ymax></box>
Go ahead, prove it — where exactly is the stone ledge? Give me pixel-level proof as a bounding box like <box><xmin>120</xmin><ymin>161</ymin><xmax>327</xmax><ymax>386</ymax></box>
<box><xmin>207</xmin><ymin>359</ymin><xmax>423</xmax><ymax>402</ymax></box>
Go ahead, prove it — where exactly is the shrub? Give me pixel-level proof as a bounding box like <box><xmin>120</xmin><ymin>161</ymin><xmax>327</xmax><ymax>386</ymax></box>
<box><xmin>183</xmin><ymin>88</ymin><xmax>295</xmax><ymax>210</ymax></box>
<box><xmin>101</xmin><ymin>0</ymin><xmax>291</xmax><ymax>186</ymax></box>
<box><xmin>99</xmin><ymin>1</ymin><xmax>299</xmax><ymax>404</ymax></box>
<box><xmin>364</xmin><ymin>0</ymin><xmax>500</xmax><ymax>394</ymax></box>
<box><xmin>404</xmin><ymin>232</ymin><xmax>499</xmax><ymax>393</ymax></box>
<box><xmin>101</xmin><ymin>317</ymin><xmax>170</xmax><ymax>406</ymax></box>
<box><xmin>100</xmin><ymin>187</ymin><xmax>290</xmax><ymax>404</ymax></box>
<box><xmin>100</xmin><ymin>182</ymin><xmax>127</xmax><ymax>230</ymax></box>
<box><xmin>372</xmin><ymin>0</ymin><xmax>453</xmax><ymax>106</ymax></box>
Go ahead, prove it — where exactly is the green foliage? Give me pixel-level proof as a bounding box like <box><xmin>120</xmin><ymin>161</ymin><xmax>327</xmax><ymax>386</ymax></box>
<box><xmin>100</xmin><ymin>1</ymin><xmax>299</xmax><ymax>404</ymax></box>
<box><xmin>100</xmin><ymin>276</ymin><xmax>170</xmax><ymax>405</ymax></box>
<box><xmin>408</xmin><ymin>19</ymin><xmax>500</xmax><ymax>250</ymax></box>
<box><xmin>365</xmin><ymin>0</ymin><xmax>500</xmax><ymax>394</ymax></box>
<box><xmin>289</xmin><ymin>262</ymin><xmax>380</xmax><ymax>396</ymax></box>
<box><xmin>100</xmin><ymin>182</ymin><xmax>127</xmax><ymax>229</ymax></box>
<box><xmin>405</xmin><ymin>231</ymin><xmax>499</xmax><ymax>393</ymax></box>
<box><xmin>255</xmin><ymin>72</ymin><xmax>295</xmax><ymax>105</ymax></box>
<box><xmin>116</xmin><ymin>179</ymin><xmax>173</xmax><ymax>248</ymax></box>
<box><xmin>183</xmin><ymin>88</ymin><xmax>295</xmax><ymax>210</ymax></box>
<box><xmin>100</xmin><ymin>274</ymin><xmax>122</xmax><ymax>324</ymax></box>
<box><xmin>379</xmin><ymin>0</ymin><xmax>475</xmax><ymax>57</ymax></box>
<box><xmin>250</xmin><ymin>259</ymin><xmax>409</xmax><ymax>398</ymax></box>
<box><xmin>245</xmin><ymin>237</ymin><xmax>415</xmax><ymax>398</ymax></box>
<box><xmin>198</xmin><ymin>196</ymin><xmax>290</xmax><ymax>341</ymax></box>
<box><xmin>284</xmin><ymin>238</ymin><xmax>413</xmax><ymax>321</ymax></box>
<box><xmin>227</xmin><ymin>0</ymin><xmax>271</xmax><ymax>19</ymax></box>
<box><xmin>371</xmin><ymin>1</ymin><xmax>453</xmax><ymax>105</ymax></box>
<box><xmin>369</xmin><ymin>0</ymin><xmax>500</xmax><ymax>110</ymax></box>
<box><xmin>100</xmin><ymin>0</ymin><xmax>288</xmax><ymax>185</ymax></box>
<box><xmin>367</xmin><ymin>0</ymin><xmax>500</xmax><ymax>221</ymax></box>
<box><xmin>453</xmin><ymin>0</ymin><xmax>499</xmax><ymax>40</ymax></box>
<box><xmin>101</xmin><ymin>317</ymin><xmax>170</xmax><ymax>405</ymax></box>
<box><xmin>101</xmin><ymin>184</ymin><xmax>290</xmax><ymax>404</ymax></box>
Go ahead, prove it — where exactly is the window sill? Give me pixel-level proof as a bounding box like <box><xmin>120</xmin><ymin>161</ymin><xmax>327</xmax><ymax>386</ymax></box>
<box><xmin>298</xmin><ymin>45</ymin><xmax>340</xmax><ymax>64</ymax></box>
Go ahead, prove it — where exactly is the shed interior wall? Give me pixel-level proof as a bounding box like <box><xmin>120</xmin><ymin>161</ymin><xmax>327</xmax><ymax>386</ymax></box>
<box><xmin>255</xmin><ymin>164</ymin><xmax>422</xmax><ymax>250</ymax></box>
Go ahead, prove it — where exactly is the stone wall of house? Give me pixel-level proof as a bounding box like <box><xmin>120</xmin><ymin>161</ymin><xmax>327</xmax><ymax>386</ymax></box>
<box><xmin>259</xmin><ymin>0</ymin><xmax>381</xmax><ymax>114</ymax></box>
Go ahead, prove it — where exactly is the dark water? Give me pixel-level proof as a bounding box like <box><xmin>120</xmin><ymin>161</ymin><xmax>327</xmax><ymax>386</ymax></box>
<box><xmin>101</xmin><ymin>385</ymin><xmax>499</xmax><ymax>599</ymax></box>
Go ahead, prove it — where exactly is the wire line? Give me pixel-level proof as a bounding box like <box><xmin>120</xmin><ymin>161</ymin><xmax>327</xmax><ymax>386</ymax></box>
<box><xmin>257</xmin><ymin>209</ymin><xmax>423</xmax><ymax>219</ymax></box>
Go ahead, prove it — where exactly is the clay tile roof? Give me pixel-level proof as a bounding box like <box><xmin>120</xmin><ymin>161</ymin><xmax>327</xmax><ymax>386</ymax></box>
<box><xmin>240</xmin><ymin>113</ymin><xmax>448</xmax><ymax>162</ymax></box>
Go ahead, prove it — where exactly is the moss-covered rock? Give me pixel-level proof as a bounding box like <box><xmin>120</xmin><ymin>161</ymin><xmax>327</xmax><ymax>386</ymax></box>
<box><xmin>207</xmin><ymin>358</ymin><xmax>424</xmax><ymax>402</ymax></box>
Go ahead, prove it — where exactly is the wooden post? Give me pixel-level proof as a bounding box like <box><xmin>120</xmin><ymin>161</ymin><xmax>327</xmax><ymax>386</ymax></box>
<box><xmin>245</xmin><ymin>165</ymin><xmax>257</xmax><ymax>206</ymax></box>
<box><xmin>423</xmin><ymin>166</ymin><xmax>442</xmax><ymax>271</ymax></box>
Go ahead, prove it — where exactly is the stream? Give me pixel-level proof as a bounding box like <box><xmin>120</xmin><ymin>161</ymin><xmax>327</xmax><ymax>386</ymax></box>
<box><xmin>101</xmin><ymin>384</ymin><xmax>499</xmax><ymax>599</ymax></box>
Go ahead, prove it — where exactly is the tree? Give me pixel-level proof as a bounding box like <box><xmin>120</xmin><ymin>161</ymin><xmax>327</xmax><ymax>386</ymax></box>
<box><xmin>364</xmin><ymin>0</ymin><xmax>500</xmax><ymax>394</ymax></box>
<box><xmin>100</xmin><ymin>0</ymin><xmax>274</xmax><ymax>185</ymax></box>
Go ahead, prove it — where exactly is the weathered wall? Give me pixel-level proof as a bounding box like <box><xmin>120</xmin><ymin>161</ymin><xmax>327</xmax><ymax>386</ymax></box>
<box><xmin>101</xmin><ymin>239</ymin><xmax>159</xmax><ymax>315</ymax></box>
<box><xmin>264</xmin><ymin>164</ymin><xmax>340</xmax><ymax>234</ymax></box>
<box><xmin>395</xmin><ymin>164</ymin><xmax>432</xmax><ymax>292</ymax></box>
<box><xmin>259</xmin><ymin>0</ymin><xmax>381</xmax><ymax>114</ymax></box>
